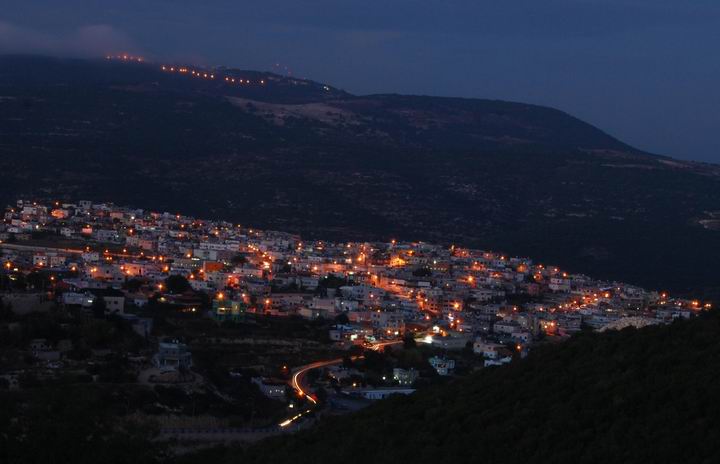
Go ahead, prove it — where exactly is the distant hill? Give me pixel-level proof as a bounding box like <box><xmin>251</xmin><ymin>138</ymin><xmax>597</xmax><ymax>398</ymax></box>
<box><xmin>1</xmin><ymin>55</ymin><xmax>719</xmax><ymax>298</ymax></box>
<box><xmin>204</xmin><ymin>310</ymin><xmax>720</xmax><ymax>464</ymax></box>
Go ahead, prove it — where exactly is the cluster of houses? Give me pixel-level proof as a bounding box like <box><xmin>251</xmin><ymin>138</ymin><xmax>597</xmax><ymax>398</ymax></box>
<box><xmin>1</xmin><ymin>199</ymin><xmax>713</xmax><ymax>385</ymax></box>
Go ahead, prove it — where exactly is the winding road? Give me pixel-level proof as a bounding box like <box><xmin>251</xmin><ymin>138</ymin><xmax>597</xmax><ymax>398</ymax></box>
<box><xmin>281</xmin><ymin>340</ymin><xmax>402</xmax><ymax>425</ymax></box>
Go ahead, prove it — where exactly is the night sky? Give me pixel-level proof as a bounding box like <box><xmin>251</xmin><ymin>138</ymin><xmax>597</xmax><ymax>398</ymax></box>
<box><xmin>2</xmin><ymin>1</ymin><xmax>718</xmax><ymax>163</ymax></box>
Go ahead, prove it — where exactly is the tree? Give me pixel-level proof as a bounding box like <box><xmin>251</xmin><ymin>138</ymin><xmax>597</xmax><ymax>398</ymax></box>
<box><xmin>91</xmin><ymin>297</ymin><xmax>106</xmax><ymax>318</ymax></box>
<box><xmin>230</xmin><ymin>254</ymin><xmax>248</xmax><ymax>265</ymax></box>
<box><xmin>278</xmin><ymin>263</ymin><xmax>292</xmax><ymax>273</ymax></box>
<box><xmin>164</xmin><ymin>275</ymin><xmax>191</xmax><ymax>294</ymax></box>
<box><xmin>412</xmin><ymin>267</ymin><xmax>432</xmax><ymax>277</ymax></box>
<box><xmin>403</xmin><ymin>333</ymin><xmax>417</xmax><ymax>349</ymax></box>
<box><xmin>26</xmin><ymin>271</ymin><xmax>49</xmax><ymax>290</ymax></box>
<box><xmin>123</xmin><ymin>278</ymin><xmax>143</xmax><ymax>292</ymax></box>
<box><xmin>363</xmin><ymin>350</ymin><xmax>386</xmax><ymax>372</ymax></box>
<box><xmin>0</xmin><ymin>299</ymin><xmax>15</xmax><ymax>322</ymax></box>
<box><xmin>334</xmin><ymin>313</ymin><xmax>350</xmax><ymax>325</ymax></box>
<box><xmin>315</xmin><ymin>386</ymin><xmax>328</xmax><ymax>405</ymax></box>
<box><xmin>320</xmin><ymin>275</ymin><xmax>346</xmax><ymax>289</ymax></box>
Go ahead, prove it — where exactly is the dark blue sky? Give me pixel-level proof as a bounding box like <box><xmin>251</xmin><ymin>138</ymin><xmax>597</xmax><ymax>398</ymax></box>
<box><xmin>2</xmin><ymin>1</ymin><xmax>718</xmax><ymax>162</ymax></box>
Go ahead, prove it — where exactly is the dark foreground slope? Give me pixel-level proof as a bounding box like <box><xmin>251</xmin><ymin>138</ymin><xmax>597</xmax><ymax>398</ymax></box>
<box><xmin>1</xmin><ymin>55</ymin><xmax>720</xmax><ymax>297</ymax></box>
<box><xmin>3</xmin><ymin>310</ymin><xmax>719</xmax><ymax>464</ymax></box>
<box><xmin>207</xmin><ymin>312</ymin><xmax>720</xmax><ymax>464</ymax></box>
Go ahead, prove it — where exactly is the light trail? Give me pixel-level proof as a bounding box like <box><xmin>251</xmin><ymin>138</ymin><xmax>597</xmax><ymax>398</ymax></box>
<box><xmin>291</xmin><ymin>358</ymin><xmax>344</xmax><ymax>405</ymax></box>
<box><xmin>279</xmin><ymin>409</ymin><xmax>313</xmax><ymax>428</ymax></box>
<box><xmin>278</xmin><ymin>340</ymin><xmax>402</xmax><ymax>426</ymax></box>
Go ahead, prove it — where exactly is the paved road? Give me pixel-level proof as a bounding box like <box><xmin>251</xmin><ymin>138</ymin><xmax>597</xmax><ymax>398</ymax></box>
<box><xmin>289</xmin><ymin>340</ymin><xmax>402</xmax><ymax>405</ymax></box>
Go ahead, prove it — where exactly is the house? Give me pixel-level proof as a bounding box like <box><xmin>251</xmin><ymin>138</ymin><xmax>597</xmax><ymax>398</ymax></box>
<box><xmin>298</xmin><ymin>307</ymin><xmax>327</xmax><ymax>320</ymax></box>
<box><xmin>153</xmin><ymin>339</ymin><xmax>192</xmax><ymax>371</ymax></box>
<box><xmin>87</xmin><ymin>288</ymin><xmax>126</xmax><ymax>314</ymax></box>
<box><xmin>484</xmin><ymin>355</ymin><xmax>512</xmax><ymax>367</ymax></box>
<box><xmin>392</xmin><ymin>368</ymin><xmax>419</xmax><ymax>386</ymax></box>
<box><xmin>371</xmin><ymin>310</ymin><xmax>405</xmax><ymax>336</ymax></box>
<box><xmin>346</xmin><ymin>387</ymin><xmax>415</xmax><ymax>400</ymax></box>
<box><xmin>511</xmin><ymin>331</ymin><xmax>532</xmax><ymax>344</ymax></box>
<box><xmin>95</xmin><ymin>229</ymin><xmax>121</xmax><ymax>242</ymax></box>
<box><xmin>49</xmin><ymin>255</ymin><xmax>66</xmax><ymax>267</ymax></box>
<box><xmin>334</xmin><ymin>298</ymin><xmax>359</xmax><ymax>312</ymax></box>
<box><xmin>82</xmin><ymin>251</ymin><xmax>100</xmax><ymax>262</ymax></box>
<box><xmin>310</xmin><ymin>297</ymin><xmax>336</xmax><ymax>312</ymax></box>
<box><xmin>61</xmin><ymin>291</ymin><xmax>95</xmax><ymax>308</ymax></box>
<box><xmin>428</xmin><ymin>356</ymin><xmax>455</xmax><ymax>376</ymax></box>
<box><xmin>426</xmin><ymin>332</ymin><xmax>472</xmax><ymax>350</ymax></box>
<box><xmin>251</xmin><ymin>377</ymin><xmax>287</xmax><ymax>400</ymax></box>
<box><xmin>103</xmin><ymin>291</ymin><xmax>126</xmax><ymax>314</ymax></box>
<box><xmin>30</xmin><ymin>338</ymin><xmax>61</xmax><ymax>361</ymax></box>
<box><xmin>494</xmin><ymin>319</ymin><xmax>521</xmax><ymax>335</ymax></box>
<box><xmin>549</xmin><ymin>277</ymin><xmax>571</xmax><ymax>292</ymax></box>
<box><xmin>120</xmin><ymin>314</ymin><xmax>154</xmax><ymax>338</ymax></box>
<box><xmin>212</xmin><ymin>298</ymin><xmax>248</xmax><ymax>322</ymax></box>
<box><xmin>32</xmin><ymin>254</ymin><xmax>48</xmax><ymax>267</ymax></box>
<box><xmin>473</xmin><ymin>339</ymin><xmax>505</xmax><ymax>358</ymax></box>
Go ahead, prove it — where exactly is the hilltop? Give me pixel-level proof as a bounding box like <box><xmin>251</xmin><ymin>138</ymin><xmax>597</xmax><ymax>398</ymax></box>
<box><xmin>1</xmin><ymin>55</ymin><xmax>719</xmax><ymax>298</ymax></box>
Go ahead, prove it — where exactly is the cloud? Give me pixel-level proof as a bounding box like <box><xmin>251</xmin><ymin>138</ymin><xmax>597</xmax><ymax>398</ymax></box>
<box><xmin>0</xmin><ymin>21</ymin><xmax>138</xmax><ymax>57</ymax></box>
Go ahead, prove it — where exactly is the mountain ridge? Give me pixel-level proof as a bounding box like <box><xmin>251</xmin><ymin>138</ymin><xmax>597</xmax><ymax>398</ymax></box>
<box><xmin>0</xmin><ymin>54</ymin><xmax>654</xmax><ymax>154</ymax></box>
<box><xmin>1</xmin><ymin>54</ymin><xmax>719</xmax><ymax>299</ymax></box>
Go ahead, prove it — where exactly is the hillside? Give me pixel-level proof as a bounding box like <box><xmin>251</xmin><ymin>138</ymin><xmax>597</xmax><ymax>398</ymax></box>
<box><xmin>1</xmin><ymin>55</ymin><xmax>720</xmax><ymax>298</ymax></box>
<box><xmin>202</xmin><ymin>310</ymin><xmax>720</xmax><ymax>464</ymax></box>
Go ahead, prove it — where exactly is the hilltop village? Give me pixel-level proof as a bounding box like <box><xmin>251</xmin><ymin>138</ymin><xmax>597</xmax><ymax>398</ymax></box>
<box><xmin>0</xmin><ymin>199</ymin><xmax>711</xmax><ymax>437</ymax></box>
